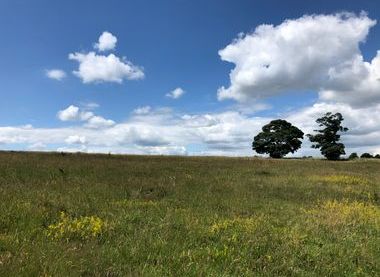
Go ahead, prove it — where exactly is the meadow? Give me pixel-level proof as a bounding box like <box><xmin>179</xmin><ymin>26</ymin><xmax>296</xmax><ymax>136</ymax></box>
<box><xmin>0</xmin><ymin>151</ymin><xmax>379</xmax><ymax>276</ymax></box>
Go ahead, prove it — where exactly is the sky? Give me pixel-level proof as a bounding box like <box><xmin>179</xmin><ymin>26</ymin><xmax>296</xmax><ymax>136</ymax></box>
<box><xmin>1</xmin><ymin>0</ymin><xmax>380</xmax><ymax>156</ymax></box>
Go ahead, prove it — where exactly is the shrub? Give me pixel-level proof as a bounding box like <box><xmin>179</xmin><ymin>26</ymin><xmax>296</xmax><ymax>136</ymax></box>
<box><xmin>348</xmin><ymin>152</ymin><xmax>358</xmax><ymax>159</ymax></box>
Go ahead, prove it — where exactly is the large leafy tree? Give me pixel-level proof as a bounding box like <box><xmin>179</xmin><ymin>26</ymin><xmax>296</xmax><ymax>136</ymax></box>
<box><xmin>307</xmin><ymin>112</ymin><xmax>348</xmax><ymax>160</ymax></box>
<box><xmin>252</xmin><ymin>119</ymin><xmax>304</xmax><ymax>158</ymax></box>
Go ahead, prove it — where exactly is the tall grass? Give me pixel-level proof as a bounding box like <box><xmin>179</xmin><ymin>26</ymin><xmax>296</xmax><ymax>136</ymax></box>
<box><xmin>0</xmin><ymin>152</ymin><xmax>379</xmax><ymax>276</ymax></box>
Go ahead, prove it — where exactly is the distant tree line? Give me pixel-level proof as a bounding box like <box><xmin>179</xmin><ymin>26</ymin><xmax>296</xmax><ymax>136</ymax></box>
<box><xmin>252</xmin><ymin>112</ymin><xmax>350</xmax><ymax>160</ymax></box>
<box><xmin>349</xmin><ymin>152</ymin><xmax>380</xmax><ymax>159</ymax></box>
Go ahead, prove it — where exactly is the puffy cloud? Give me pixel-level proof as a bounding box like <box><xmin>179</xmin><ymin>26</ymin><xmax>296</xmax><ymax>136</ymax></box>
<box><xmin>84</xmin><ymin>116</ymin><xmax>115</xmax><ymax>129</ymax></box>
<box><xmin>65</xmin><ymin>135</ymin><xmax>87</xmax><ymax>144</ymax></box>
<box><xmin>2</xmin><ymin>103</ymin><xmax>380</xmax><ymax>156</ymax></box>
<box><xmin>57</xmin><ymin>105</ymin><xmax>114</xmax><ymax>129</ymax></box>
<box><xmin>57</xmin><ymin>105</ymin><xmax>93</xmax><ymax>121</ymax></box>
<box><xmin>57</xmin><ymin>105</ymin><xmax>81</xmax><ymax>121</ymax></box>
<box><xmin>94</xmin><ymin>31</ymin><xmax>117</xmax><ymax>52</ymax></box>
<box><xmin>69</xmin><ymin>52</ymin><xmax>144</xmax><ymax>84</ymax></box>
<box><xmin>128</xmin><ymin>126</ymin><xmax>169</xmax><ymax>146</ymax></box>
<box><xmin>218</xmin><ymin>12</ymin><xmax>380</xmax><ymax>107</ymax></box>
<box><xmin>166</xmin><ymin>87</ymin><xmax>185</xmax><ymax>99</ymax></box>
<box><xmin>319</xmin><ymin>52</ymin><xmax>380</xmax><ymax>106</ymax></box>
<box><xmin>46</xmin><ymin>69</ymin><xmax>66</xmax><ymax>81</ymax></box>
<box><xmin>136</xmin><ymin>145</ymin><xmax>187</xmax><ymax>155</ymax></box>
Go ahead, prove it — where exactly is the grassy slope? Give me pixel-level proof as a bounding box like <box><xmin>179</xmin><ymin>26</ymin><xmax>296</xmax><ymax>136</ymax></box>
<box><xmin>0</xmin><ymin>152</ymin><xmax>379</xmax><ymax>276</ymax></box>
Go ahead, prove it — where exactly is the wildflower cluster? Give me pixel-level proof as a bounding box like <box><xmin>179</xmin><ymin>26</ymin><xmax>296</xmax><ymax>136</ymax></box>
<box><xmin>46</xmin><ymin>212</ymin><xmax>106</xmax><ymax>241</ymax></box>
<box><xmin>306</xmin><ymin>200</ymin><xmax>380</xmax><ymax>229</ymax></box>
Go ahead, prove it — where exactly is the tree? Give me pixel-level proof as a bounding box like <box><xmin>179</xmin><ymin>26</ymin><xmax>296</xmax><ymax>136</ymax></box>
<box><xmin>252</xmin><ymin>119</ymin><xmax>304</xmax><ymax>158</ymax></box>
<box><xmin>307</xmin><ymin>112</ymin><xmax>348</xmax><ymax>160</ymax></box>
<box><xmin>348</xmin><ymin>152</ymin><xmax>358</xmax><ymax>160</ymax></box>
<box><xmin>375</xmin><ymin>154</ymin><xmax>380</xmax><ymax>159</ymax></box>
<box><xmin>361</xmin><ymin>153</ymin><xmax>373</xmax><ymax>158</ymax></box>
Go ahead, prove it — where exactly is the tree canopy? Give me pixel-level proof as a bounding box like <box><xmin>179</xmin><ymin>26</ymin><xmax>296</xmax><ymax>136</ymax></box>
<box><xmin>348</xmin><ymin>152</ymin><xmax>358</xmax><ymax>160</ymax></box>
<box><xmin>360</xmin><ymin>153</ymin><xmax>373</xmax><ymax>158</ymax></box>
<box><xmin>307</xmin><ymin>112</ymin><xmax>348</xmax><ymax>160</ymax></box>
<box><xmin>252</xmin><ymin>119</ymin><xmax>304</xmax><ymax>158</ymax></box>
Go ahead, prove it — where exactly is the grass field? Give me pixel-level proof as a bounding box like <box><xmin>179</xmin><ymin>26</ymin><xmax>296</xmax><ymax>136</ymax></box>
<box><xmin>0</xmin><ymin>151</ymin><xmax>379</xmax><ymax>276</ymax></box>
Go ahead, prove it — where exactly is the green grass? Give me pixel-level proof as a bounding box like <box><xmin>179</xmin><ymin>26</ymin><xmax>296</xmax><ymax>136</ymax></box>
<box><xmin>0</xmin><ymin>151</ymin><xmax>379</xmax><ymax>276</ymax></box>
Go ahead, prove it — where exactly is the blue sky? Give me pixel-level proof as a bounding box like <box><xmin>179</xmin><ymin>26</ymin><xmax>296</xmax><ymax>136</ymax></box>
<box><xmin>1</xmin><ymin>0</ymin><xmax>380</xmax><ymax>156</ymax></box>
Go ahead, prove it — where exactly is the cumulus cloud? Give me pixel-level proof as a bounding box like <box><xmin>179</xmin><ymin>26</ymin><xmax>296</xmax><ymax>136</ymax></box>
<box><xmin>69</xmin><ymin>52</ymin><xmax>144</xmax><ymax>84</ymax></box>
<box><xmin>57</xmin><ymin>105</ymin><xmax>93</xmax><ymax>121</ymax></box>
<box><xmin>218</xmin><ymin>12</ymin><xmax>380</xmax><ymax>107</ymax></box>
<box><xmin>46</xmin><ymin>69</ymin><xmax>66</xmax><ymax>81</ymax></box>
<box><xmin>3</xmin><ymin>103</ymin><xmax>380</xmax><ymax>156</ymax></box>
<box><xmin>65</xmin><ymin>135</ymin><xmax>87</xmax><ymax>144</ymax></box>
<box><xmin>67</xmin><ymin>31</ymin><xmax>143</xmax><ymax>84</ymax></box>
<box><xmin>94</xmin><ymin>31</ymin><xmax>117</xmax><ymax>52</ymax></box>
<box><xmin>166</xmin><ymin>87</ymin><xmax>185</xmax><ymax>99</ymax></box>
<box><xmin>57</xmin><ymin>105</ymin><xmax>81</xmax><ymax>121</ymax></box>
<box><xmin>84</xmin><ymin>116</ymin><xmax>115</xmax><ymax>129</ymax></box>
<box><xmin>57</xmin><ymin>105</ymin><xmax>114</xmax><ymax>129</ymax></box>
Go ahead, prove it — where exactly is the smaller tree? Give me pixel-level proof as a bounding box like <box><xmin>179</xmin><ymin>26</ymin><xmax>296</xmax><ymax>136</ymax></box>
<box><xmin>375</xmin><ymin>154</ymin><xmax>380</xmax><ymax>159</ymax></box>
<box><xmin>252</xmin><ymin>119</ymin><xmax>304</xmax><ymax>158</ymax></box>
<box><xmin>307</xmin><ymin>112</ymin><xmax>348</xmax><ymax>160</ymax></box>
<box><xmin>361</xmin><ymin>153</ymin><xmax>373</xmax><ymax>158</ymax></box>
<box><xmin>348</xmin><ymin>152</ymin><xmax>358</xmax><ymax>160</ymax></box>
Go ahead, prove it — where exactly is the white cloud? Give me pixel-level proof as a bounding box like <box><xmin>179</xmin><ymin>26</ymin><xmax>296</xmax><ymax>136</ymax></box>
<box><xmin>66</xmin><ymin>32</ymin><xmax>143</xmax><ymax>84</ymax></box>
<box><xmin>46</xmin><ymin>69</ymin><xmax>66</xmax><ymax>81</ymax></box>
<box><xmin>94</xmin><ymin>31</ymin><xmax>117</xmax><ymax>52</ymax></box>
<box><xmin>166</xmin><ymin>87</ymin><xmax>185</xmax><ymax>99</ymax></box>
<box><xmin>218</xmin><ymin>12</ymin><xmax>380</xmax><ymax>107</ymax></box>
<box><xmin>65</xmin><ymin>135</ymin><xmax>87</xmax><ymax>144</ymax></box>
<box><xmin>3</xmin><ymin>103</ymin><xmax>380</xmax><ymax>156</ymax></box>
<box><xmin>57</xmin><ymin>105</ymin><xmax>114</xmax><ymax>129</ymax></box>
<box><xmin>69</xmin><ymin>52</ymin><xmax>144</xmax><ymax>84</ymax></box>
<box><xmin>57</xmin><ymin>105</ymin><xmax>93</xmax><ymax>121</ymax></box>
<box><xmin>57</xmin><ymin>105</ymin><xmax>81</xmax><ymax>121</ymax></box>
<box><xmin>136</xmin><ymin>145</ymin><xmax>187</xmax><ymax>155</ymax></box>
<box><xmin>133</xmin><ymin>106</ymin><xmax>151</xmax><ymax>115</ymax></box>
<box><xmin>84</xmin><ymin>116</ymin><xmax>115</xmax><ymax>129</ymax></box>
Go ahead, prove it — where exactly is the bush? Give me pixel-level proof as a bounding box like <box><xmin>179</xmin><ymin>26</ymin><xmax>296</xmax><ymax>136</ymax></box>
<box><xmin>348</xmin><ymin>153</ymin><xmax>358</xmax><ymax>159</ymax></box>
<box><xmin>360</xmin><ymin>153</ymin><xmax>373</xmax><ymax>159</ymax></box>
